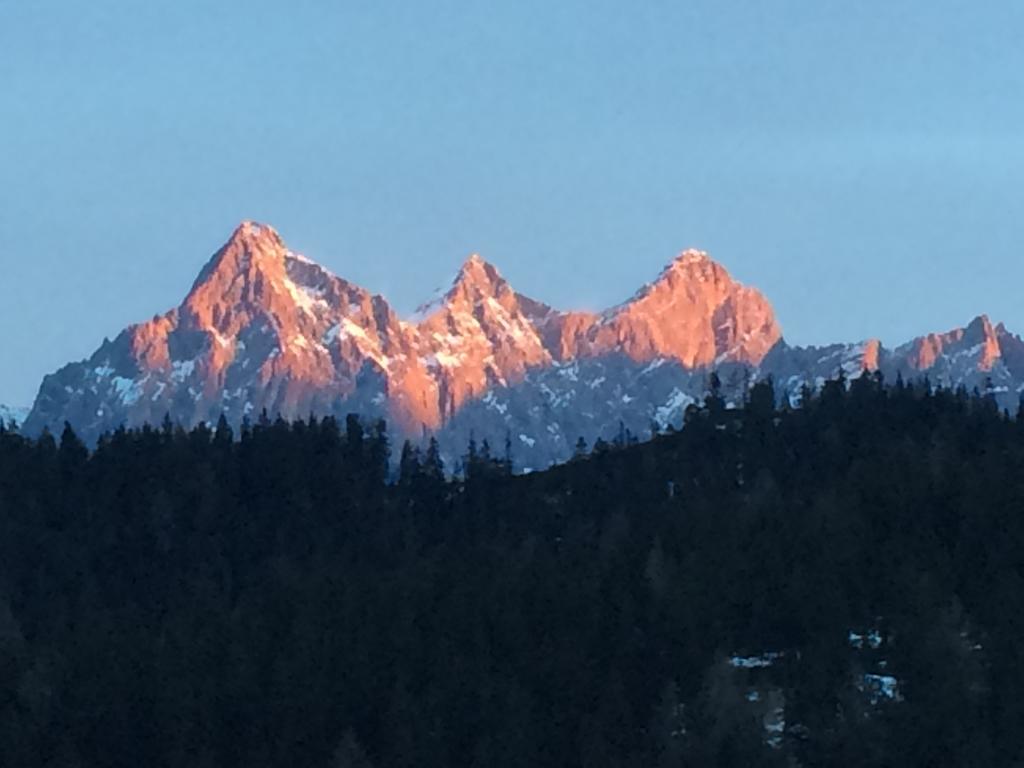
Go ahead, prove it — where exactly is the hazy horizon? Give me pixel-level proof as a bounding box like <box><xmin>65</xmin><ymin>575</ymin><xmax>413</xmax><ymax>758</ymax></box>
<box><xmin>4</xmin><ymin>1</ymin><xmax>1024</xmax><ymax>405</ymax></box>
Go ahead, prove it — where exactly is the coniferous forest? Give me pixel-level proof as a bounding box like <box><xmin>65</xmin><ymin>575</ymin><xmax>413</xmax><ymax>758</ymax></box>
<box><xmin>4</xmin><ymin>373</ymin><xmax>1024</xmax><ymax>766</ymax></box>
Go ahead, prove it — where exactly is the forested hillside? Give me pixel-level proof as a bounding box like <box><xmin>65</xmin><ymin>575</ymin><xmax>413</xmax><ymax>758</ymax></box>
<box><xmin>2</xmin><ymin>373</ymin><xmax>1023</xmax><ymax>766</ymax></box>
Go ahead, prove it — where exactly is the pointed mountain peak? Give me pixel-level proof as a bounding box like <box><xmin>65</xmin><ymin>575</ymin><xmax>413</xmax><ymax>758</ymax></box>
<box><xmin>643</xmin><ymin>248</ymin><xmax>728</xmax><ymax>290</ymax></box>
<box><xmin>661</xmin><ymin>248</ymin><xmax>723</xmax><ymax>276</ymax></box>
<box><xmin>619</xmin><ymin>248</ymin><xmax>729</xmax><ymax>308</ymax></box>
<box><xmin>449</xmin><ymin>253</ymin><xmax>514</xmax><ymax>305</ymax></box>
<box><xmin>673</xmin><ymin>248</ymin><xmax>712</xmax><ymax>265</ymax></box>
<box><xmin>180</xmin><ymin>221</ymin><xmax>333</xmax><ymax>334</ymax></box>
<box><xmin>964</xmin><ymin>313</ymin><xmax>995</xmax><ymax>339</ymax></box>
<box><xmin>902</xmin><ymin>314</ymin><xmax>1003</xmax><ymax>372</ymax></box>
<box><xmin>965</xmin><ymin>314</ymin><xmax>1001</xmax><ymax>370</ymax></box>
<box><xmin>226</xmin><ymin>220</ymin><xmax>284</xmax><ymax>248</ymax></box>
<box><xmin>192</xmin><ymin>221</ymin><xmax>290</xmax><ymax>288</ymax></box>
<box><xmin>594</xmin><ymin>246</ymin><xmax>780</xmax><ymax>367</ymax></box>
<box><xmin>454</xmin><ymin>252</ymin><xmax>503</xmax><ymax>285</ymax></box>
<box><xmin>218</xmin><ymin>220</ymin><xmax>286</xmax><ymax>259</ymax></box>
<box><xmin>412</xmin><ymin>253</ymin><xmax>511</xmax><ymax>321</ymax></box>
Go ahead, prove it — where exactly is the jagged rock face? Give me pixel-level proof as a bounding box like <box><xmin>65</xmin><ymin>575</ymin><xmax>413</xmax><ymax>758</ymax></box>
<box><xmin>763</xmin><ymin>316</ymin><xmax>1024</xmax><ymax>412</ymax></box>
<box><xmin>534</xmin><ymin>310</ymin><xmax>600</xmax><ymax>363</ymax></box>
<box><xmin>26</xmin><ymin>223</ymin><xmax>426</xmax><ymax>438</ymax></box>
<box><xmin>995</xmin><ymin>323</ymin><xmax>1024</xmax><ymax>379</ymax></box>
<box><xmin>582</xmin><ymin>251</ymin><xmax>781</xmax><ymax>367</ymax></box>
<box><xmin>893</xmin><ymin>315</ymin><xmax>1002</xmax><ymax>375</ymax></box>
<box><xmin>759</xmin><ymin>339</ymin><xmax>884</xmax><ymax>403</ymax></box>
<box><xmin>21</xmin><ymin>221</ymin><xmax>1024</xmax><ymax>468</ymax></box>
<box><xmin>24</xmin><ymin>223</ymin><xmax>783</xmax><ymax>448</ymax></box>
<box><xmin>412</xmin><ymin>254</ymin><xmax>554</xmax><ymax>424</ymax></box>
<box><xmin>885</xmin><ymin>314</ymin><xmax>1023</xmax><ymax>397</ymax></box>
<box><xmin>435</xmin><ymin>356</ymin><xmax>718</xmax><ymax>470</ymax></box>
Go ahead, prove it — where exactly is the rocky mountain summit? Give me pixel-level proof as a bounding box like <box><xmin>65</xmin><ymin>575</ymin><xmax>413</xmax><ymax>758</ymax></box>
<box><xmin>21</xmin><ymin>222</ymin><xmax>1024</xmax><ymax>468</ymax></box>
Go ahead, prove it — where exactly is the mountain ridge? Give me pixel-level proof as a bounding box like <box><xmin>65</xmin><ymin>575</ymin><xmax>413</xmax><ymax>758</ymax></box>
<box><xmin>0</xmin><ymin>405</ymin><xmax>29</xmax><ymax>427</ymax></box>
<box><xmin>20</xmin><ymin>222</ymin><xmax>1024</xmax><ymax>466</ymax></box>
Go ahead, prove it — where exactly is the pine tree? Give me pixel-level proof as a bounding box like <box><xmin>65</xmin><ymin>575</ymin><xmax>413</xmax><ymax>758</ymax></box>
<box><xmin>398</xmin><ymin>440</ymin><xmax>421</xmax><ymax>488</ymax></box>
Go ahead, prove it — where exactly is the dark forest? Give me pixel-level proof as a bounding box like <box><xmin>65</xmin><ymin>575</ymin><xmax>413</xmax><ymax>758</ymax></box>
<box><xmin>2</xmin><ymin>373</ymin><xmax>1023</xmax><ymax>767</ymax></box>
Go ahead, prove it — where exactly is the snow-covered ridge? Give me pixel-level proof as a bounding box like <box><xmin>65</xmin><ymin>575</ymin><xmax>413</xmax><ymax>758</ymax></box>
<box><xmin>0</xmin><ymin>404</ymin><xmax>29</xmax><ymax>427</ymax></box>
<box><xmin>19</xmin><ymin>221</ymin><xmax>1024</xmax><ymax>470</ymax></box>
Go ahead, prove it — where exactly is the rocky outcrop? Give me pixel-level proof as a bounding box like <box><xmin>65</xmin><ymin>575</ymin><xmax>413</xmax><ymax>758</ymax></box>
<box><xmin>581</xmin><ymin>250</ymin><xmax>781</xmax><ymax>367</ymax></box>
<box><xmin>411</xmin><ymin>254</ymin><xmax>554</xmax><ymax>424</ymax></box>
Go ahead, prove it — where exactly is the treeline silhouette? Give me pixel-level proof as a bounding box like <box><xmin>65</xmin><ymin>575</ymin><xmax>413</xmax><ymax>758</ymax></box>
<box><xmin>2</xmin><ymin>373</ymin><xmax>1024</xmax><ymax>766</ymax></box>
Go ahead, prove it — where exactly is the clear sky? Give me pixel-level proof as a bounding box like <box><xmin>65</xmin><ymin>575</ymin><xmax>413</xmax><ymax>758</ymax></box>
<box><xmin>3</xmin><ymin>1</ymin><xmax>1024</xmax><ymax>405</ymax></box>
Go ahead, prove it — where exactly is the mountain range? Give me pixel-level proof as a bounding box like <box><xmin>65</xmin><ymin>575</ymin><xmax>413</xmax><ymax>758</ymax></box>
<box><xmin>15</xmin><ymin>221</ymin><xmax>1024</xmax><ymax>468</ymax></box>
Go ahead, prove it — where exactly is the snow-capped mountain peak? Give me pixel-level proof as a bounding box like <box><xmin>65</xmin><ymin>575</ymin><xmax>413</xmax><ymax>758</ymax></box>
<box><xmin>21</xmin><ymin>221</ymin><xmax>1024</xmax><ymax>470</ymax></box>
<box><xmin>414</xmin><ymin>253</ymin><xmax>510</xmax><ymax>319</ymax></box>
<box><xmin>412</xmin><ymin>254</ymin><xmax>553</xmax><ymax>421</ymax></box>
<box><xmin>666</xmin><ymin>248</ymin><xmax>714</xmax><ymax>271</ymax></box>
<box><xmin>20</xmin><ymin>224</ymin><xmax>788</xmax><ymax>450</ymax></box>
<box><xmin>588</xmin><ymin>249</ymin><xmax>781</xmax><ymax>367</ymax></box>
<box><xmin>412</xmin><ymin>254</ymin><xmax>489</xmax><ymax>319</ymax></box>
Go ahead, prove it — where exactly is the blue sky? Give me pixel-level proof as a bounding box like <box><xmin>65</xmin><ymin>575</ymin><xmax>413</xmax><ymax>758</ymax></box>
<box><xmin>3</xmin><ymin>1</ymin><xmax>1024</xmax><ymax>405</ymax></box>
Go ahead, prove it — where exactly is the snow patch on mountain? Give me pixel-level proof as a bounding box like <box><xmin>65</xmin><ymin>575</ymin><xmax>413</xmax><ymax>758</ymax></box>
<box><xmin>0</xmin><ymin>405</ymin><xmax>30</xmax><ymax>427</ymax></box>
